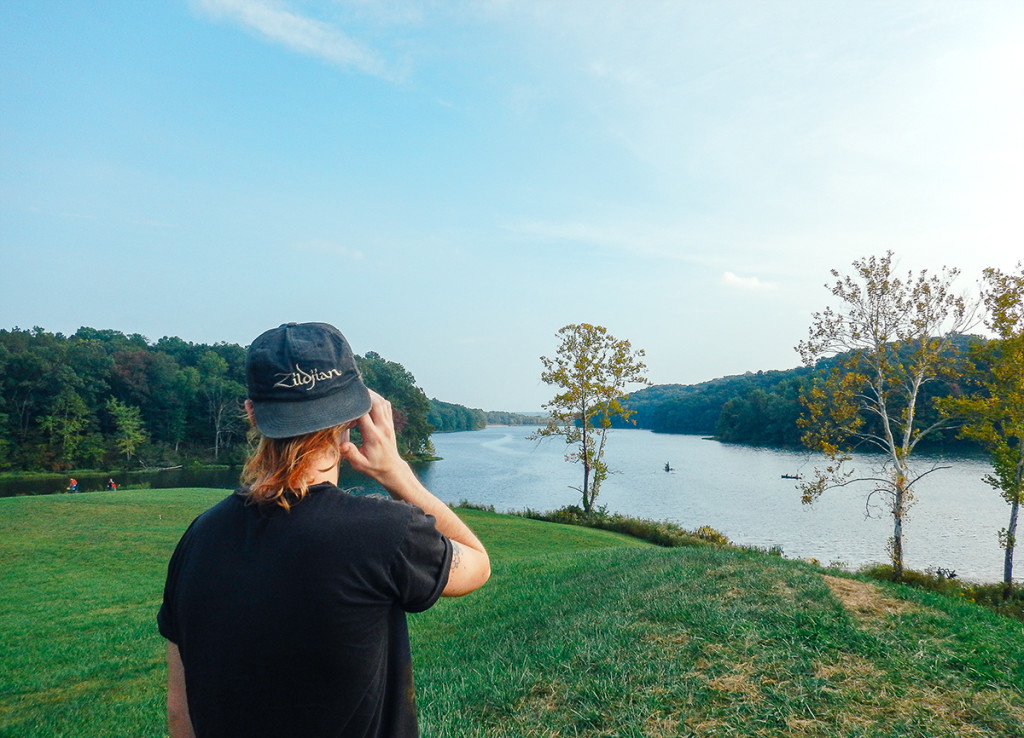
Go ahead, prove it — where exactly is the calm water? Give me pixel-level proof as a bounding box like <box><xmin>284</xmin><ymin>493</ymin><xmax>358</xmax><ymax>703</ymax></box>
<box><xmin>419</xmin><ymin>426</ymin><xmax>1014</xmax><ymax>584</ymax></box>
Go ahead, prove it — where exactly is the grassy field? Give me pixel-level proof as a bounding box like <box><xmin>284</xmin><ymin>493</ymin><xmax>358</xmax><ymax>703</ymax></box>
<box><xmin>2</xmin><ymin>490</ymin><xmax>1023</xmax><ymax>737</ymax></box>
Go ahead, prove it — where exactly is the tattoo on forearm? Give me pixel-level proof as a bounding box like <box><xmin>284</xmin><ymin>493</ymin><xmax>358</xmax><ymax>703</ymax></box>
<box><xmin>451</xmin><ymin>542</ymin><xmax>462</xmax><ymax>571</ymax></box>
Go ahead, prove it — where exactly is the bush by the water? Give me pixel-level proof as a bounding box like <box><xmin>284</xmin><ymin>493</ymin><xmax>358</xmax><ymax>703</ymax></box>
<box><xmin>509</xmin><ymin>504</ymin><xmax>732</xmax><ymax>547</ymax></box>
<box><xmin>860</xmin><ymin>563</ymin><xmax>1024</xmax><ymax>621</ymax></box>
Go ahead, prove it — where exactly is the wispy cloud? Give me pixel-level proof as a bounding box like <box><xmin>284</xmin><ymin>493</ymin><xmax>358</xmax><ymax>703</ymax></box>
<box><xmin>721</xmin><ymin>271</ymin><xmax>777</xmax><ymax>291</ymax></box>
<box><xmin>25</xmin><ymin>206</ymin><xmax>178</xmax><ymax>230</ymax></box>
<box><xmin>191</xmin><ymin>0</ymin><xmax>397</xmax><ymax>80</ymax></box>
<box><xmin>290</xmin><ymin>238</ymin><xmax>364</xmax><ymax>260</ymax></box>
<box><xmin>507</xmin><ymin>219</ymin><xmax>713</xmax><ymax>263</ymax></box>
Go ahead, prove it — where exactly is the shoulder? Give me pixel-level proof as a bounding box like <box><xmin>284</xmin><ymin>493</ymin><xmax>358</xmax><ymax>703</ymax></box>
<box><xmin>351</xmin><ymin>494</ymin><xmax>445</xmax><ymax>542</ymax></box>
<box><xmin>280</xmin><ymin>486</ymin><xmax>431</xmax><ymax>546</ymax></box>
<box><xmin>197</xmin><ymin>490</ymin><xmax>249</xmax><ymax>522</ymax></box>
<box><xmin>176</xmin><ymin>492</ymin><xmax>249</xmax><ymax>542</ymax></box>
<box><xmin>309</xmin><ymin>484</ymin><xmax>420</xmax><ymax>521</ymax></box>
<box><xmin>311</xmin><ymin>488</ymin><xmax>447</xmax><ymax>553</ymax></box>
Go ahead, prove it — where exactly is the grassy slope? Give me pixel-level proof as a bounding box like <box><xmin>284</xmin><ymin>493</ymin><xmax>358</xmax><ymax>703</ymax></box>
<box><xmin>2</xmin><ymin>491</ymin><xmax>1023</xmax><ymax>737</ymax></box>
<box><xmin>0</xmin><ymin>489</ymin><xmax>222</xmax><ymax>737</ymax></box>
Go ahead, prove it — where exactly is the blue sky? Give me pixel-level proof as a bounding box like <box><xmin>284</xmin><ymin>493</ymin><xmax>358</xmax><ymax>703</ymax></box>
<box><xmin>2</xmin><ymin>1</ymin><xmax>1022</xmax><ymax>411</ymax></box>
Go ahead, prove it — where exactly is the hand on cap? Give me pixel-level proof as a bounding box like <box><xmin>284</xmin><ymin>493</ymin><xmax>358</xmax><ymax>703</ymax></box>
<box><xmin>339</xmin><ymin>390</ymin><xmax>408</xmax><ymax>486</ymax></box>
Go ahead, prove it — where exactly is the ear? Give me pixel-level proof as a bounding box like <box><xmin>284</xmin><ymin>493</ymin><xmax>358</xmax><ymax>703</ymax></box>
<box><xmin>244</xmin><ymin>399</ymin><xmax>256</xmax><ymax>426</ymax></box>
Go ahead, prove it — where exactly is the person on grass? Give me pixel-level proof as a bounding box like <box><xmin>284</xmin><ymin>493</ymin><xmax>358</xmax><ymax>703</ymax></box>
<box><xmin>158</xmin><ymin>321</ymin><xmax>490</xmax><ymax>737</ymax></box>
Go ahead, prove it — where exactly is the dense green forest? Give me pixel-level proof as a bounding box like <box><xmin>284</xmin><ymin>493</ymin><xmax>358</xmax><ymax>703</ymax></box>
<box><xmin>426</xmin><ymin>404</ymin><xmax>546</xmax><ymax>432</ymax></box>
<box><xmin>0</xmin><ymin>327</ymin><xmax>437</xmax><ymax>472</ymax></box>
<box><xmin>484</xmin><ymin>410</ymin><xmax>548</xmax><ymax>426</ymax></box>
<box><xmin>428</xmin><ymin>399</ymin><xmax>487</xmax><ymax>433</ymax></box>
<box><xmin>614</xmin><ymin>368</ymin><xmax>814</xmax><ymax>444</ymax></box>
<box><xmin>618</xmin><ymin>334</ymin><xmax>983</xmax><ymax>449</ymax></box>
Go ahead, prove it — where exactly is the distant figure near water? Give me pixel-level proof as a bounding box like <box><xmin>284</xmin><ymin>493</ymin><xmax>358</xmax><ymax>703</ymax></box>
<box><xmin>68</xmin><ymin>478</ymin><xmax>78</xmax><ymax>493</ymax></box>
<box><xmin>664</xmin><ymin>462</ymin><xmax>673</xmax><ymax>472</ymax></box>
<box><xmin>105</xmin><ymin>478</ymin><xmax>117</xmax><ymax>491</ymax></box>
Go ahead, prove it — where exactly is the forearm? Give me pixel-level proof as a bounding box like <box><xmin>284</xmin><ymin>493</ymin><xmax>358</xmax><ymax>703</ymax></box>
<box><xmin>167</xmin><ymin>643</ymin><xmax>195</xmax><ymax>738</ymax></box>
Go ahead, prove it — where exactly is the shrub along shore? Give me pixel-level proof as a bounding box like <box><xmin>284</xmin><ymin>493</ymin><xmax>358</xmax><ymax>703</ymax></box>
<box><xmin>1</xmin><ymin>489</ymin><xmax>1022</xmax><ymax>736</ymax></box>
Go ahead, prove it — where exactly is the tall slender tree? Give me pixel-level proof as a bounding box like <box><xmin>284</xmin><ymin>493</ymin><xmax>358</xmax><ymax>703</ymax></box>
<box><xmin>797</xmin><ymin>252</ymin><xmax>976</xmax><ymax>578</ymax></box>
<box><xmin>196</xmin><ymin>351</ymin><xmax>245</xmax><ymax>461</ymax></box>
<box><xmin>534</xmin><ymin>323</ymin><xmax>648</xmax><ymax>514</ymax></box>
<box><xmin>940</xmin><ymin>264</ymin><xmax>1023</xmax><ymax>598</ymax></box>
<box><xmin>37</xmin><ymin>388</ymin><xmax>90</xmax><ymax>470</ymax></box>
<box><xmin>105</xmin><ymin>398</ymin><xmax>148</xmax><ymax>463</ymax></box>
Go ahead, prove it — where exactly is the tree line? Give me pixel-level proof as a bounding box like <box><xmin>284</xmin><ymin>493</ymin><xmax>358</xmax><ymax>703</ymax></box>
<box><xmin>0</xmin><ymin>328</ymin><xmax>437</xmax><ymax>472</ymax></box>
<box><xmin>615</xmin><ymin>335</ymin><xmax>981</xmax><ymax>450</ymax></box>
<box><xmin>427</xmin><ymin>404</ymin><xmax>550</xmax><ymax>433</ymax></box>
<box><xmin>428</xmin><ymin>399</ymin><xmax>486</xmax><ymax>433</ymax></box>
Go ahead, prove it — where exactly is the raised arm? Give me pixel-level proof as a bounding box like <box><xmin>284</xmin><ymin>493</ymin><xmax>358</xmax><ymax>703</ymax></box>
<box><xmin>340</xmin><ymin>390</ymin><xmax>490</xmax><ymax>596</ymax></box>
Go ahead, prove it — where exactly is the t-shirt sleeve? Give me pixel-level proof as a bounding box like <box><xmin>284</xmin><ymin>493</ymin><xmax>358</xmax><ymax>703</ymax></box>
<box><xmin>390</xmin><ymin>508</ymin><xmax>453</xmax><ymax>613</ymax></box>
<box><xmin>157</xmin><ymin>519</ymin><xmax>198</xmax><ymax>643</ymax></box>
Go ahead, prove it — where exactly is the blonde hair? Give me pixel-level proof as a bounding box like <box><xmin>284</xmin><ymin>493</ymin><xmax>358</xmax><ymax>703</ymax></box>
<box><xmin>241</xmin><ymin>425</ymin><xmax>345</xmax><ymax>510</ymax></box>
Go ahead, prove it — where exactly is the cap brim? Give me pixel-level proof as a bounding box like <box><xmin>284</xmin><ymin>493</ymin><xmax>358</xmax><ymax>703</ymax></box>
<box><xmin>251</xmin><ymin>383</ymin><xmax>372</xmax><ymax>439</ymax></box>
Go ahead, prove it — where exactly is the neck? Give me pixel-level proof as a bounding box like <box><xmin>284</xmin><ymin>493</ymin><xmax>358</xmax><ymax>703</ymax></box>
<box><xmin>303</xmin><ymin>449</ymin><xmax>341</xmax><ymax>488</ymax></box>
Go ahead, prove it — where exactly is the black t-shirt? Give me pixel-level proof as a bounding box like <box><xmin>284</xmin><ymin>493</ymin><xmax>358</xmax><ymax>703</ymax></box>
<box><xmin>158</xmin><ymin>483</ymin><xmax>452</xmax><ymax>737</ymax></box>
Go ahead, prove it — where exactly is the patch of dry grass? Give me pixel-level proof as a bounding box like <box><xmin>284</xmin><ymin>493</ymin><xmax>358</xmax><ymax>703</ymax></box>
<box><xmin>823</xmin><ymin>574</ymin><xmax>917</xmax><ymax>620</ymax></box>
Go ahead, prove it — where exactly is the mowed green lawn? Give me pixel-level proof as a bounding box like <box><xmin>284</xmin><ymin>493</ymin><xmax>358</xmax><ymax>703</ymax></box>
<box><xmin>2</xmin><ymin>490</ymin><xmax>1023</xmax><ymax>737</ymax></box>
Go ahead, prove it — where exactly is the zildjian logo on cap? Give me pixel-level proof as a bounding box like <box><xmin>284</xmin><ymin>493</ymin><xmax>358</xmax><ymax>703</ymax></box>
<box><xmin>273</xmin><ymin>365</ymin><xmax>346</xmax><ymax>391</ymax></box>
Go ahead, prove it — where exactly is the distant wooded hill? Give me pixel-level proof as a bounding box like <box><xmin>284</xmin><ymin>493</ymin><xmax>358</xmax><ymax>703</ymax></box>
<box><xmin>428</xmin><ymin>399</ymin><xmax>486</xmax><ymax>433</ymax></box>
<box><xmin>427</xmin><ymin>401</ymin><xmax>546</xmax><ymax>432</ymax></box>
<box><xmin>615</xmin><ymin>334</ymin><xmax>982</xmax><ymax>449</ymax></box>
<box><xmin>431</xmin><ymin>334</ymin><xmax>983</xmax><ymax>449</ymax></box>
<box><xmin>613</xmin><ymin>368</ymin><xmax>813</xmax><ymax>445</ymax></box>
<box><xmin>484</xmin><ymin>410</ymin><xmax>548</xmax><ymax>426</ymax></box>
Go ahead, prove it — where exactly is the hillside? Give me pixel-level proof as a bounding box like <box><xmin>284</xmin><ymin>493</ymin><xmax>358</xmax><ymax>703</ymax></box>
<box><xmin>617</xmin><ymin>335</ymin><xmax>983</xmax><ymax>449</ymax></box>
<box><xmin>1</xmin><ymin>490</ymin><xmax>1022</xmax><ymax>736</ymax></box>
<box><xmin>618</xmin><ymin>367</ymin><xmax>810</xmax><ymax>436</ymax></box>
<box><xmin>414</xmin><ymin>512</ymin><xmax>1024</xmax><ymax>737</ymax></box>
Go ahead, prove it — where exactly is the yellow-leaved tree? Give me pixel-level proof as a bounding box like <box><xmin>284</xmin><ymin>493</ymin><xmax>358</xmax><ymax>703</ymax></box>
<box><xmin>940</xmin><ymin>264</ymin><xmax>1023</xmax><ymax>598</ymax></box>
<box><xmin>797</xmin><ymin>252</ymin><xmax>976</xmax><ymax>579</ymax></box>
<box><xmin>533</xmin><ymin>324</ymin><xmax>647</xmax><ymax>514</ymax></box>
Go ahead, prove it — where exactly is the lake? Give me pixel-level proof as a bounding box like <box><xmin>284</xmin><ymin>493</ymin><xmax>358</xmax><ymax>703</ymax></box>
<box><xmin>419</xmin><ymin>426</ymin><xmax>1014</xmax><ymax>585</ymax></box>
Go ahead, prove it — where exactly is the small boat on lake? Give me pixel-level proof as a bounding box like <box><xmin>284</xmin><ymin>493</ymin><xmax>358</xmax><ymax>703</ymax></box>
<box><xmin>781</xmin><ymin>473</ymin><xmax>801</xmax><ymax>480</ymax></box>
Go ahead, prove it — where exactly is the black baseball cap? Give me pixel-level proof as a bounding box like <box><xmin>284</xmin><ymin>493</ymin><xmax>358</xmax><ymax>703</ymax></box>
<box><xmin>245</xmin><ymin>322</ymin><xmax>372</xmax><ymax>439</ymax></box>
